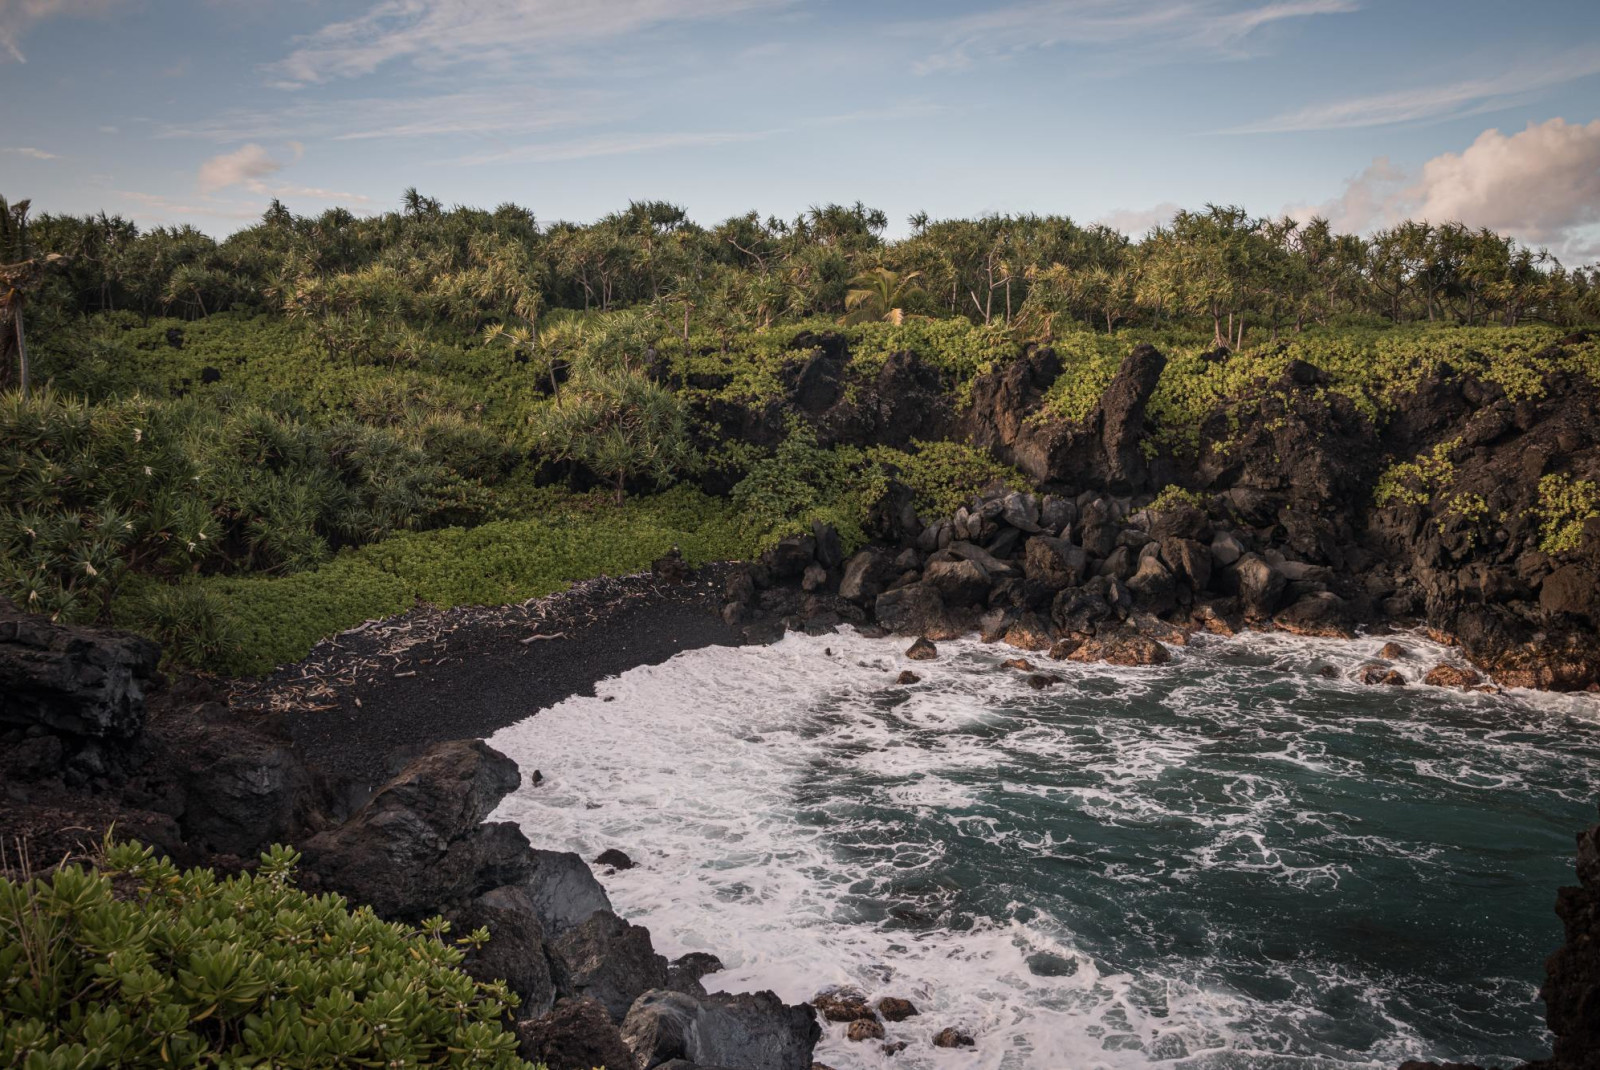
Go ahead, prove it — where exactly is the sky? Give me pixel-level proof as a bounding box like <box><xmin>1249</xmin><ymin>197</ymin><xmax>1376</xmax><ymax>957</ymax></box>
<box><xmin>2</xmin><ymin>0</ymin><xmax>1599</xmax><ymax>259</ymax></box>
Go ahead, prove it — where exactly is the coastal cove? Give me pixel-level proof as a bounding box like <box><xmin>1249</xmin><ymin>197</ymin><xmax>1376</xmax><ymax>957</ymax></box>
<box><xmin>488</xmin><ymin>628</ymin><xmax>1600</xmax><ymax>1070</ymax></box>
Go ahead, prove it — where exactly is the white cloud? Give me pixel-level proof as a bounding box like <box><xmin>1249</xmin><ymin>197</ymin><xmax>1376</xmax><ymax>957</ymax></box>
<box><xmin>1097</xmin><ymin>201</ymin><xmax>1181</xmax><ymax>237</ymax></box>
<box><xmin>5</xmin><ymin>146</ymin><xmax>57</xmax><ymax>159</ymax></box>
<box><xmin>0</xmin><ymin>0</ymin><xmax>119</xmax><ymax>61</ymax></box>
<box><xmin>271</xmin><ymin>0</ymin><xmax>789</xmax><ymax>85</ymax></box>
<box><xmin>1224</xmin><ymin>48</ymin><xmax>1600</xmax><ymax>133</ymax></box>
<box><xmin>1309</xmin><ymin>118</ymin><xmax>1600</xmax><ymax>261</ymax></box>
<box><xmin>901</xmin><ymin>0</ymin><xmax>1355</xmax><ymax>75</ymax></box>
<box><xmin>197</xmin><ymin>143</ymin><xmax>284</xmax><ymax>193</ymax></box>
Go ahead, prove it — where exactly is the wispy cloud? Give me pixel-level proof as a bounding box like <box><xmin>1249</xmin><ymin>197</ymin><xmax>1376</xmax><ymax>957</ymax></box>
<box><xmin>159</xmin><ymin>90</ymin><xmax>607</xmax><ymax>145</ymax></box>
<box><xmin>0</xmin><ymin>0</ymin><xmax>120</xmax><ymax>61</ymax></box>
<box><xmin>5</xmin><ymin>146</ymin><xmax>58</xmax><ymax>159</ymax></box>
<box><xmin>455</xmin><ymin>130</ymin><xmax>767</xmax><ymax>167</ymax></box>
<box><xmin>1223</xmin><ymin>48</ymin><xmax>1600</xmax><ymax>133</ymax></box>
<box><xmin>270</xmin><ymin>0</ymin><xmax>789</xmax><ymax>86</ymax></box>
<box><xmin>900</xmin><ymin>0</ymin><xmax>1356</xmax><ymax>75</ymax></box>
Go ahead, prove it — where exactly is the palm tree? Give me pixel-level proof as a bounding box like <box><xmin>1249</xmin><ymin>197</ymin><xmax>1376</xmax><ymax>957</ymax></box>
<box><xmin>0</xmin><ymin>198</ymin><xmax>65</xmax><ymax>398</ymax></box>
<box><xmin>842</xmin><ymin>267</ymin><xmax>923</xmax><ymax>325</ymax></box>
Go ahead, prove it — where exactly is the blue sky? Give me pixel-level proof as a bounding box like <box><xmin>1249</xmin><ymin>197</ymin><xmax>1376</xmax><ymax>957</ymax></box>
<box><xmin>3</xmin><ymin>0</ymin><xmax>1599</xmax><ymax>258</ymax></box>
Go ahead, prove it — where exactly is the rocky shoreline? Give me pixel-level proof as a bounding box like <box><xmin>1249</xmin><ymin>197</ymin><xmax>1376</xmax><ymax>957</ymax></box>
<box><xmin>6</xmin><ymin>338</ymin><xmax>1600</xmax><ymax>1068</ymax></box>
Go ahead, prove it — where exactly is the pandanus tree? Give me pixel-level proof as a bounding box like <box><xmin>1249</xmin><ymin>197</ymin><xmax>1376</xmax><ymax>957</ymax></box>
<box><xmin>0</xmin><ymin>198</ymin><xmax>65</xmax><ymax>398</ymax></box>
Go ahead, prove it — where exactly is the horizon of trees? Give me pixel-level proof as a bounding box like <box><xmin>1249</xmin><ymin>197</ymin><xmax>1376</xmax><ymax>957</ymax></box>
<box><xmin>7</xmin><ymin>191</ymin><xmax>1598</xmax><ymax>386</ymax></box>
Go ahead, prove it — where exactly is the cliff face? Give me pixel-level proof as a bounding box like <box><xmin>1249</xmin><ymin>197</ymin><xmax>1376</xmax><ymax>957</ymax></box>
<box><xmin>1544</xmin><ymin>816</ymin><xmax>1600</xmax><ymax>1070</ymax></box>
<box><xmin>950</xmin><ymin>342</ymin><xmax>1600</xmax><ymax>690</ymax></box>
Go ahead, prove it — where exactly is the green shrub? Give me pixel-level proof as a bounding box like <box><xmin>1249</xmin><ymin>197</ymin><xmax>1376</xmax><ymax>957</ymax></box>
<box><xmin>867</xmin><ymin>440</ymin><xmax>1021</xmax><ymax>516</ymax></box>
<box><xmin>1374</xmin><ymin>438</ymin><xmax>1462</xmax><ymax>507</ymax></box>
<box><xmin>731</xmin><ymin>430</ymin><xmax>884</xmax><ymax>552</ymax></box>
<box><xmin>1535</xmin><ymin>473</ymin><xmax>1600</xmax><ymax>555</ymax></box>
<box><xmin>1148</xmin><ymin>484</ymin><xmax>1209</xmax><ymax>512</ymax></box>
<box><xmin>0</xmin><ymin>840</ymin><xmax>531</xmax><ymax>1069</ymax></box>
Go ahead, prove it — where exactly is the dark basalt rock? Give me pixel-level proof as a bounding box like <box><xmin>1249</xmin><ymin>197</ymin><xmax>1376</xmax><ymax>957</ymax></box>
<box><xmin>299</xmin><ymin>740</ymin><xmax>530</xmax><ymax>919</ymax></box>
<box><xmin>548</xmin><ymin>909</ymin><xmax>671</xmax><ymax>1022</ymax></box>
<box><xmin>451</xmin><ymin>883</ymin><xmax>556</xmax><ymax>1015</ymax></box>
<box><xmin>1543</xmin><ymin>815</ymin><xmax>1600</xmax><ymax>1069</ymax></box>
<box><xmin>595</xmin><ymin>847</ymin><xmax>636</xmax><ymax>870</ymax></box>
<box><xmin>518</xmin><ymin>997</ymin><xmax>637</xmax><ymax>1070</ymax></box>
<box><xmin>0</xmin><ymin>601</ymin><xmax>160</xmax><ymax>741</ymax></box>
<box><xmin>624</xmin><ymin>988</ymin><xmax>821</xmax><ymax>1070</ymax></box>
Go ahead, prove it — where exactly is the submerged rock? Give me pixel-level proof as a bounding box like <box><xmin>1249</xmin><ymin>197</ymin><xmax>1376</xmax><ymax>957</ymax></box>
<box><xmin>812</xmin><ymin>989</ymin><xmax>873</xmax><ymax>1022</ymax></box>
<box><xmin>595</xmin><ymin>847</ymin><xmax>635</xmax><ymax>871</ymax></box>
<box><xmin>896</xmin><ymin>670</ymin><xmax>921</xmax><ymax>684</ymax></box>
<box><xmin>1067</xmin><ymin>634</ymin><xmax>1171</xmax><ymax>667</ymax></box>
<box><xmin>932</xmin><ymin>1026</ymin><xmax>976</xmax><ymax>1049</ymax></box>
<box><xmin>877</xmin><ymin>997</ymin><xmax>919</xmax><ymax>1022</ymax></box>
<box><xmin>1424</xmin><ymin>664</ymin><xmax>1481</xmax><ymax>689</ymax></box>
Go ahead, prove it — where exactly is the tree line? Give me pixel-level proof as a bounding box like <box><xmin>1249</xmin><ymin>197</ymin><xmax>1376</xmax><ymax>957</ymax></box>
<box><xmin>7</xmin><ymin>193</ymin><xmax>1595</xmax><ymax>365</ymax></box>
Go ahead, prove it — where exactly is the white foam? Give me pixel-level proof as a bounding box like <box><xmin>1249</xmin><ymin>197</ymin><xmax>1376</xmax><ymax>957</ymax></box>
<box><xmin>488</xmin><ymin>628</ymin><xmax>1598</xmax><ymax>1070</ymax></box>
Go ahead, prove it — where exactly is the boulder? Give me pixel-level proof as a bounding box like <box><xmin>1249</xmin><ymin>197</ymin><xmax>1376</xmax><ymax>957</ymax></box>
<box><xmin>666</xmin><ymin>951</ymin><xmax>724</xmax><ymax>996</ymax></box>
<box><xmin>524</xmin><ymin>849</ymin><xmax>613</xmax><ymax>937</ymax></box>
<box><xmin>762</xmin><ymin>534</ymin><xmax>816</xmax><ymax>581</ymax></box>
<box><xmin>1039</xmin><ymin>495</ymin><xmax>1076</xmax><ymax>535</ymax></box>
<box><xmin>1542</xmin><ymin>565</ymin><xmax>1597</xmax><ymax>617</ymax></box>
<box><xmin>623</xmin><ymin>988</ymin><xmax>820</xmax><ymax>1070</ymax></box>
<box><xmin>1126</xmin><ymin>556</ymin><xmax>1178</xmax><ymax>616</ymax></box>
<box><xmin>1233</xmin><ymin>554</ymin><xmax>1287</xmax><ymax>619</ymax></box>
<box><xmin>452</xmin><ymin>883</ymin><xmax>555</xmax><ymax>1015</ymax></box>
<box><xmin>895</xmin><ymin>670</ymin><xmax>920</xmax><ymax>685</ymax></box>
<box><xmin>1068</xmin><ymin>633</ymin><xmax>1171</xmax><ymax>667</ymax></box>
<box><xmin>1424</xmin><ymin>664</ymin><xmax>1482</xmax><ymax>689</ymax></box>
<box><xmin>812</xmin><ymin>521</ymin><xmax>844</xmax><ymax>570</ymax></box>
<box><xmin>300</xmin><ymin>740</ymin><xmax>529</xmax><ymax>919</ymax></box>
<box><xmin>877</xmin><ymin>997</ymin><xmax>919</xmax><ymax>1022</ymax></box>
<box><xmin>0</xmin><ymin>604</ymin><xmax>160</xmax><ymax>740</ymax></box>
<box><xmin>1359</xmin><ymin>665</ymin><xmax>1407</xmax><ymax>686</ymax></box>
<box><xmin>595</xmin><ymin>848</ymin><xmax>635</xmax><ymax>871</ymax></box>
<box><xmin>548</xmin><ymin>909</ymin><xmax>670</xmax><ymax>1022</ymax></box>
<box><xmin>1210</xmin><ymin>531</ymin><xmax>1244</xmax><ymax>568</ymax></box>
<box><xmin>1273</xmin><ymin>593</ymin><xmax>1355</xmax><ymax>639</ymax></box>
<box><xmin>874</xmin><ymin>584</ymin><xmax>952</xmax><ymax>638</ymax></box>
<box><xmin>1379</xmin><ymin>642</ymin><xmax>1407</xmax><ymax>660</ymax></box>
<box><xmin>1001</xmin><ymin>491</ymin><xmax>1042</xmax><ymax>533</ymax></box>
<box><xmin>978</xmin><ymin>607</ymin><xmax>1017</xmax><ymax>642</ymax></box>
<box><xmin>801</xmin><ymin>564</ymin><xmax>830</xmax><ymax>593</ymax></box>
<box><xmin>1004</xmin><ymin>613</ymin><xmax>1055</xmax><ymax>651</ymax></box>
<box><xmin>1025</xmin><ymin>536</ymin><xmax>1089</xmax><ymax>590</ymax></box>
<box><xmin>847</xmin><ymin>1019</ymin><xmax>885</xmax><ymax>1042</ymax></box>
<box><xmin>905</xmin><ymin>638</ymin><xmax>938</xmax><ymax>661</ymax></box>
<box><xmin>932</xmin><ymin>1027</ymin><xmax>976</xmax><ymax>1049</ymax></box>
<box><xmin>518</xmin><ymin>997</ymin><xmax>637</xmax><ymax>1070</ymax></box>
<box><xmin>839</xmin><ymin>549</ymin><xmax>895</xmax><ymax>604</ymax></box>
<box><xmin>947</xmin><ymin>541</ymin><xmax>1016</xmax><ymax>577</ymax></box>
<box><xmin>168</xmin><ymin>721</ymin><xmax>317</xmax><ymax>857</ymax></box>
<box><xmin>1160</xmin><ymin>537</ymin><xmax>1213</xmax><ymax>593</ymax></box>
<box><xmin>812</xmin><ymin>989</ymin><xmax>872</xmax><ymax>1022</ymax></box>
<box><xmin>924</xmin><ymin>558</ymin><xmax>991</xmax><ymax>608</ymax></box>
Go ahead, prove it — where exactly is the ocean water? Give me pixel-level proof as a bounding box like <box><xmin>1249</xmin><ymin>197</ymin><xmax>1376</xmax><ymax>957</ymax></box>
<box><xmin>487</xmin><ymin>630</ymin><xmax>1600</xmax><ymax>1070</ymax></box>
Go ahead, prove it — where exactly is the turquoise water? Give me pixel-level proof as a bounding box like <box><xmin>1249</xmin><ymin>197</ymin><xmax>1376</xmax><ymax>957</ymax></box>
<box><xmin>490</xmin><ymin>630</ymin><xmax>1600</xmax><ymax>1069</ymax></box>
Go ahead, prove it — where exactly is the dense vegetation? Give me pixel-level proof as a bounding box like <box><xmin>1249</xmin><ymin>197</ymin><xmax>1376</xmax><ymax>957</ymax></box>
<box><xmin>0</xmin><ymin>839</ymin><xmax>531</xmax><ymax>1068</ymax></box>
<box><xmin>1</xmin><ymin>191</ymin><xmax>1597</xmax><ymax>674</ymax></box>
